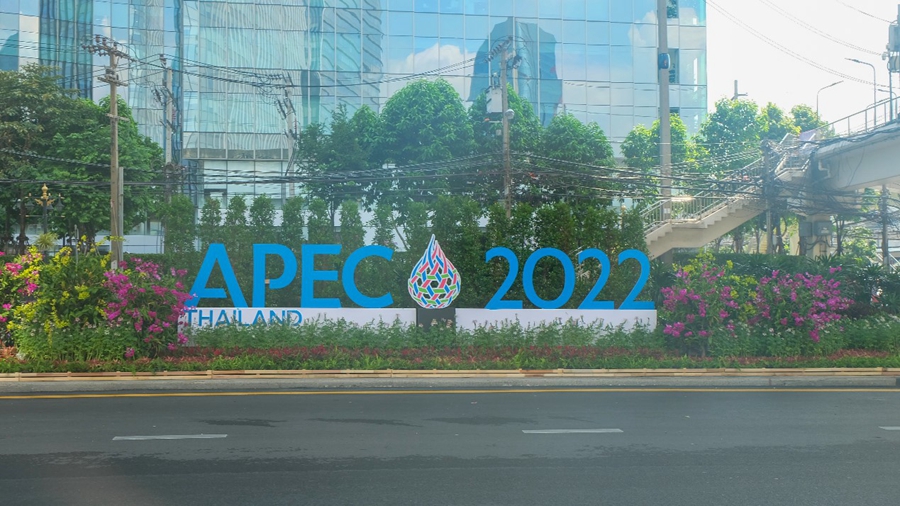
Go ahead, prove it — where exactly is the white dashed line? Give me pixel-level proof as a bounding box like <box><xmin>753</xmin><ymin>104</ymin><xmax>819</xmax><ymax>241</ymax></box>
<box><xmin>522</xmin><ymin>429</ymin><xmax>624</xmax><ymax>434</ymax></box>
<box><xmin>113</xmin><ymin>434</ymin><xmax>228</xmax><ymax>441</ymax></box>
<box><xmin>879</xmin><ymin>427</ymin><xmax>900</xmax><ymax>431</ymax></box>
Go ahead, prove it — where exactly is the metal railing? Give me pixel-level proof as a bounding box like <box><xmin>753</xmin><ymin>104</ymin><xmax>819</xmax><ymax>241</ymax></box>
<box><xmin>642</xmin><ymin>158</ymin><xmax>765</xmax><ymax>236</ymax></box>
<box><xmin>815</xmin><ymin>98</ymin><xmax>898</xmax><ymax>139</ymax></box>
<box><xmin>642</xmin><ymin>133</ymin><xmax>809</xmax><ymax>240</ymax></box>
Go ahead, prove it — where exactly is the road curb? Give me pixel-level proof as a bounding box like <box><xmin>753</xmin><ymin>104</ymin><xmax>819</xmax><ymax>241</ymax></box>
<box><xmin>2</xmin><ymin>367</ymin><xmax>900</xmax><ymax>382</ymax></box>
<box><xmin>0</xmin><ymin>369</ymin><xmax>898</xmax><ymax>393</ymax></box>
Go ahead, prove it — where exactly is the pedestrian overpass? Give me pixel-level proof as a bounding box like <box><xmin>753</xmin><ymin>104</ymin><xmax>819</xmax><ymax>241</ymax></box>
<box><xmin>643</xmin><ymin>99</ymin><xmax>900</xmax><ymax>260</ymax></box>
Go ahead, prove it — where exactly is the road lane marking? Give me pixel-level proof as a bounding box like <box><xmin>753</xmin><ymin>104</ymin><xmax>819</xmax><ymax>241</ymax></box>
<box><xmin>879</xmin><ymin>426</ymin><xmax>900</xmax><ymax>431</ymax></box>
<box><xmin>523</xmin><ymin>429</ymin><xmax>623</xmax><ymax>434</ymax></box>
<box><xmin>113</xmin><ymin>434</ymin><xmax>227</xmax><ymax>441</ymax></box>
<box><xmin>2</xmin><ymin>388</ymin><xmax>900</xmax><ymax>400</ymax></box>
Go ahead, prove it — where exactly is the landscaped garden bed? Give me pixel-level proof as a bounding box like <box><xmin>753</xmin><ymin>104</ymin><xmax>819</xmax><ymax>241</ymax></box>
<box><xmin>2</xmin><ymin>246</ymin><xmax>900</xmax><ymax>374</ymax></box>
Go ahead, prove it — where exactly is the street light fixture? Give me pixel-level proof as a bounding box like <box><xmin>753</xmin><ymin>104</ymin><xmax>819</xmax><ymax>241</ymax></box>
<box><xmin>846</xmin><ymin>57</ymin><xmax>878</xmax><ymax>106</ymax></box>
<box><xmin>816</xmin><ymin>80</ymin><xmax>843</xmax><ymax>117</ymax></box>
<box><xmin>28</xmin><ymin>184</ymin><xmax>63</xmax><ymax>235</ymax></box>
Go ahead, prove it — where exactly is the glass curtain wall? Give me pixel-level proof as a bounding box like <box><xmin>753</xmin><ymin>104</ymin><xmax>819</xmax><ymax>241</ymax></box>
<box><xmin>1</xmin><ymin>1</ymin><xmax>707</xmax><ymax>203</ymax></box>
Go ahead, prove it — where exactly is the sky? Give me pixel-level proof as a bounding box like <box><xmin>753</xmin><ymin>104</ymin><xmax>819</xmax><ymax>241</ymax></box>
<box><xmin>706</xmin><ymin>0</ymin><xmax>899</xmax><ymax>124</ymax></box>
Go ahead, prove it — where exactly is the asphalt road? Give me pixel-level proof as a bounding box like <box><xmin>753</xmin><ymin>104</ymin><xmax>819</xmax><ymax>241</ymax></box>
<box><xmin>1</xmin><ymin>388</ymin><xmax>899</xmax><ymax>505</ymax></box>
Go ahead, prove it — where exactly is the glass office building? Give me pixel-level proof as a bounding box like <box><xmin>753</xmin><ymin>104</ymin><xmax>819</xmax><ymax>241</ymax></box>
<box><xmin>1</xmin><ymin>0</ymin><xmax>707</xmax><ymax>204</ymax></box>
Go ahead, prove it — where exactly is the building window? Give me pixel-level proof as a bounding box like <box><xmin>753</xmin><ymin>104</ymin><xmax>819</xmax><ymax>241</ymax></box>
<box><xmin>668</xmin><ymin>48</ymin><xmax>679</xmax><ymax>84</ymax></box>
<box><xmin>667</xmin><ymin>0</ymin><xmax>679</xmax><ymax>18</ymax></box>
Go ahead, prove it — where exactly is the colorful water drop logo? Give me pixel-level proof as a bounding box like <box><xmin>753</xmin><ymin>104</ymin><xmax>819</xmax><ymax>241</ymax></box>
<box><xmin>408</xmin><ymin>235</ymin><xmax>461</xmax><ymax>309</ymax></box>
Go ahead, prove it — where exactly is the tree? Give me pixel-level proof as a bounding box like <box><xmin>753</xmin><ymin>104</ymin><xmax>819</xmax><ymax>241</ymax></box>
<box><xmin>280</xmin><ymin>196</ymin><xmax>305</xmax><ymax>251</ymax></box>
<box><xmin>369</xmin><ymin>200</ymin><xmax>396</xmax><ymax>248</ymax></box>
<box><xmin>0</xmin><ymin>66</ymin><xmax>163</xmax><ymax>248</ymax></box>
<box><xmin>759</xmin><ymin>102</ymin><xmax>799</xmax><ymax>142</ymax></box>
<box><xmin>791</xmin><ymin>104</ymin><xmax>828</xmax><ymax>133</ymax></box>
<box><xmin>470</xmin><ymin>85</ymin><xmax>542</xmax><ymax>155</ymax></box>
<box><xmin>306</xmin><ymin>198</ymin><xmax>338</xmax><ymax>301</ymax></box>
<box><xmin>338</xmin><ymin>199</ymin><xmax>365</xmax><ymax>254</ymax></box>
<box><xmin>223</xmin><ymin>196</ymin><xmax>250</xmax><ymax>267</ymax></box>
<box><xmin>199</xmin><ymin>198</ymin><xmax>222</xmax><ymax>249</ymax></box>
<box><xmin>529</xmin><ymin>113</ymin><xmax>616</xmax><ymax>203</ymax></box>
<box><xmin>299</xmin><ymin>106</ymin><xmax>368</xmax><ymax>223</ymax></box>
<box><xmin>249</xmin><ymin>194</ymin><xmax>276</xmax><ymax>244</ymax></box>
<box><xmin>378</xmin><ymin>79</ymin><xmax>474</xmax><ymax>201</ymax></box>
<box><xmin>468</xmin><ymin>85</ymin><xmax>543</xmax><ymax>204</ymax></box>
<box><xmin>621</xmin><ymin>113</ymin><xmax>697</xmax><ymax>196</ymax></box>
<box><xmin>160</xmin><ymin>194</ymin><xmax>196</xmax><ymax>255</ymax></box>
<box><xmin>696</xmin><ymin>98</ymin><xmax>762</xmax><ymax>173</ymax></box>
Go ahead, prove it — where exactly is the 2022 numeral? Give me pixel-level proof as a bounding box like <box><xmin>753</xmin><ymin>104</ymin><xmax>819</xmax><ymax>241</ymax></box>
<box><xmin>485</xmin><ymin>247</ymin><xmax>654</xmax><ymax>310</ymax></box>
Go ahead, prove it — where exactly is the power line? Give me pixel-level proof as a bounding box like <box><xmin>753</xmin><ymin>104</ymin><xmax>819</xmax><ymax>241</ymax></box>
<box><xmin>757</xmin><ymin>0</ymin><xmax>883</xmax><ymax>56</ymax></box>
<box><xmin>707</xmin><ymin>0</ymin><xmax>877</xmax><ymax>86</ymax></box>
<box><xmin>833</xmin><ymin>0</ymin><xmax>893</xmax><ymax>23</ymax></box>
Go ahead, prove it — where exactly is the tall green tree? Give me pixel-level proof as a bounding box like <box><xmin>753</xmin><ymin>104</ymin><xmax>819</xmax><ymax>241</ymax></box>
<box><xmin>199</xmin><ymin>198</ymin><xmax>222</xmax><ymax>249</ymax></box>
<box><xmin>306</xmin><ymin>198</ymin><xmax>338</xmax><ymax>301</ymax></box>
<box><xmin>249</xmin><ymin>194</ymin><xmax>276</xmax><ymax>244</ymax></box>
<box><xmin>378</xmin><ymin>79</ymin><xmax>474</xmax><ymax>201</ymax></box>
<box><xmin>529</xmin><ymin>113</ymin><xmax>616</xmax><ymax>203</ymax></box>
<box><xmin>790</xmin><ymin>104</ymin><xmax>829</xmax><ymax>133</ymax></box>
<box><xmin>621</xmin><ymin>113</ymin><xmax>697</xmax><ymax>196</ymax></box>
<box><xmin>0</xmin><ymin>66</ymin><xmax>163</xmax><ymax>248</ymax></box>
<box><xmin>468</xmin><ymin>85</ymin><xmax>543</xmax><ymax>204</ymax></box>
<box><xmin>223</xmin><ymin>195</ymin><xmax>250</xmax><ymax>268</ymax></box>
<box><xmin>160</xmin><ymin>194</ymin><xmax>196</xmax><ymax>255</ymax></box>
<box><xmin>696</xmin><ymin>98</ymin><xmax>763</xmax><ymax>173</ymax></box>
<box><xmin>299</xmin><ymin>106</ymin><xmax>369</xmax><ymax>222</ymax></box>
<box><xmin>759</xmin><ymin>102</ymin><xmax>799</xmax><ymax>141</ymax></box>
<box><xmin>280</xmin><ymin>196</ymin><xmax>305</xmax><ymax>251</ymax></box>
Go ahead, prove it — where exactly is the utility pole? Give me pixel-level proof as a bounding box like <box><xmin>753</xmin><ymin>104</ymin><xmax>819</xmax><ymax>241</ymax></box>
<box><xmin>284</xmin><ymin>77</ymin><xmax>296</xmax><ymax>203</ymax></box>
<box><xmin>500</xmin><ymin>42</ymin><xmax>512</xmax><ymax>219</ymax></box>
<box><xmin>276</xmin><ymin>75</ymin><xmax>297</xmax><ymax>206</ymax></box>
<box><xmin>85</xmin><ymin>36</ymin><xmax>129</xmax><ymax>269</ymax></box>
<box><xmin>162</xmin><ymin>58</ymin><xmax>174</xmax><ymax>168</ymax></box>
<box><xmin>732</xmin><ymin>80</ymin><xmax>748</xmax><ymax>101</ymax></box>
<box><xmin>763</xmin><ymin>142</ymin><xmax>775</xmax><ymax>255</ymax></box>
<box><xmin>882</xmin><ymin>184</ymin><xmax>890</xmax><ymax>269</ymax></box>
<box><xmin>485</xmin><ymin>36</ymin><xmax>515</xmax><ymax>218</ymax></box>
<box><xmin>657</xmin><ymin>0</ymin><xmax>672</xmax><ymax>240</ymax></box>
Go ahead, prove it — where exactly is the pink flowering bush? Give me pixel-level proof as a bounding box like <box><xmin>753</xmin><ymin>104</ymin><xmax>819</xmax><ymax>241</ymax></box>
<box><xmin>752</xmin><ymin>268</ymin><xmax>852</xmax><ymax>343</ymax></box>
<box><xmin>659</xmin><ymin>254</ymin><xmax>758</xmax><ymax>355</ymax></box>
<box><xmin>660</xmin><ymin>254</ymin><xmax>854</xmax><ymax>357</ymax></box>
<box><xmin>3</xmin><ymin>244</ymin><xmax>191</xmax><ymax>360</ymax></box>
<box><xmin>103</xmin><ymin>257</ymin><xmax>192</xmax><ymax>358</ymax></box>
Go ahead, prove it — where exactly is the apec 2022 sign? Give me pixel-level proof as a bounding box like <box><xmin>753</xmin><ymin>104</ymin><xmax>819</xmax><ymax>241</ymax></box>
<box><xmin>185</xmin><ymin>235</ymin><xmax>656</xmax><ymax>329</ymax></box>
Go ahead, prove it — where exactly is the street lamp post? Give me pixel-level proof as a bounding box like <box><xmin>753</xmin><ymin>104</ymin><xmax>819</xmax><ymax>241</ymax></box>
<box><xmin>29</xmin><ymin>184</ymin><xmax>63</xmax><ymax>235</ymax></box>
<box><xmin>846</xmin><ymin>58</ymin><xmax>878</xmax><ymax>128</ymax></box>
<box><xmin>816</xmin><ymin>80</ymin><xmax>843</xmax><ymax>117</ymax></box>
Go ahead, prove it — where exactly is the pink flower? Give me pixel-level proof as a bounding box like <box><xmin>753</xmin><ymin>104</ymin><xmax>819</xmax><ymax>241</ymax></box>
<box><xmin>124</xmin><ymin>348</ymin><xmax>135</xmax><ymax>358</ymax></box>
<box><xmin>167</xmin><ymin>342</ymin><xmax>177</xmax><ymax>351</ymax></box>
<box><xmin>1</xmin><ymin>303</ymin><xmax>10</xmax><ymax>310</ymax></box>
<box><xmin>719</xmin><ymin>310</ymin><xmax>729</xmax><ymax>318</ymax></box>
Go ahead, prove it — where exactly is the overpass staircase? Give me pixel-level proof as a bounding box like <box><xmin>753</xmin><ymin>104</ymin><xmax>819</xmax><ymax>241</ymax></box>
<box><xmin>642</xmin><ymin>135</ymin><xmax>807</xmax><ymax>259</ymax></box>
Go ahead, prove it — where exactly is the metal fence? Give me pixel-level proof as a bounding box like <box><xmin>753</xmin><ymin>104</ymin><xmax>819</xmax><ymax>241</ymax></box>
<box><xmin>816</xmin><ymin>98</ymin><xmax>898</xmax><ymax>139</ymax></box>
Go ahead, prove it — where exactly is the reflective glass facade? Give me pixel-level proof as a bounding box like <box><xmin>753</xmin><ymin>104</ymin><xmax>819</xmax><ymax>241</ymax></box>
<box><xmin>2</xmin><ymin>0</ymin><xmax>707</xmax><ymax>197</ymax></box>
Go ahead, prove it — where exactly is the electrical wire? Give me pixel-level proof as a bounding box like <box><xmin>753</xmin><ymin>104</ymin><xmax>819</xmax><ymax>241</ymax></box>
<box><xmin>707</xmin><ymin>0</ymin><xmax>877</xmax><ymax>86</ymax></box>
<box><xmin>833</xmin><ymin>0</ymin><xmax>893</xmax><ymax>23</ymax></box>
<box><xmin>756</xmin><ymin>0</ymin><xmax>883</xmax><ymax>56</ymax></box>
